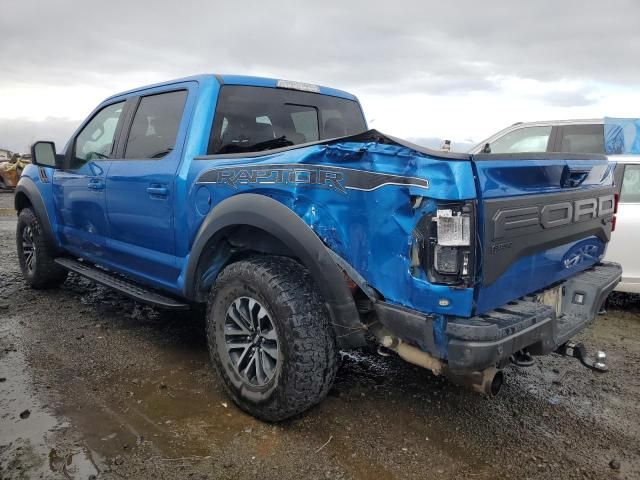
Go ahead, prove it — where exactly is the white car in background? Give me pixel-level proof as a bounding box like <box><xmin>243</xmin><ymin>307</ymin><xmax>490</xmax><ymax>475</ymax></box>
<box><xmin>470</xmin><ymin>119</ymin><xmax>640</xmax><ymax>293</ymax></box>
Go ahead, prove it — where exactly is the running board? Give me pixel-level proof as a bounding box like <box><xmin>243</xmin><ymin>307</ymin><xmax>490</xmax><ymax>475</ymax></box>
<box><xmin>55</xmin><ymin>258</ymin><xmax>190</xmax><ymax>310</ymax></box>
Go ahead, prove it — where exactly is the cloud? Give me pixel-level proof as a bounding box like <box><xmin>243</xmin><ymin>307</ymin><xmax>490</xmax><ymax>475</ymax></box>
<box><xmin>0</xmin><ymin>118</ymin><xmax>79</xmax><ymax>153</ymax></box>
<box><xmin>1</xmin><ymin>0</ymin><xmax>639</xmax><ymax>146</ymax></box>
<box><xmin>2</xmin><ymin>1</ymin><xmax>639</xmax><ymax>94</ymax></box>
<box><xmin>535</xmin><ymin>90</ymin><xmax>598</xmax><ymax>108</ymax></box>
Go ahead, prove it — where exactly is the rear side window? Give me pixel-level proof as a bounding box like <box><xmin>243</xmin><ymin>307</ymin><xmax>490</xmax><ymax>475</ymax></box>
<box><xmin>208</xmin><ymin>86</ymin><xmax>366</xmax><ymax>154</ymax></box>
<box><xmin>620</xmin><ymin>164</ymin><xmax>640</xmax><ymax>203</ymax></box>
<box><xmin>487</xmin><ymin>126</ymin><xmax>552</xmax><ymax>154</ymax></box>
<box><xmin>557</xmin><ymin>124</ymin><xmax>604</xmax><ymax>154</ymax></box>
<box><xmin>124</xmin><ymin>90</ymin><xmax>187</xmax><ymax>159</ymax></box>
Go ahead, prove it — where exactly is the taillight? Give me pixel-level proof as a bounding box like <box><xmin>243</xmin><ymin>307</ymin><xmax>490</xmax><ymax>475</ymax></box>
<box><xmin>612</xmin><ymin>193</ymin><xmax>619</xmax><ymax>232</ymax></box>
<box><xmin>412</xmin><ymin>201</ymin><xmax>476</xmax><ymax>287</ymax></box>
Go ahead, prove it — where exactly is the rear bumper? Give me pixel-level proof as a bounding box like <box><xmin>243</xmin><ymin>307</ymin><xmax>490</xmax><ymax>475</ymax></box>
<box><xmin>375</xmin><ymin>262</ymin><xmax>622</xmax><ymax>373</ymax></box>
<box><xmin>449</xmin><ymin>262</ymin><xmax>621</xmax><ymax>371</ymax></box>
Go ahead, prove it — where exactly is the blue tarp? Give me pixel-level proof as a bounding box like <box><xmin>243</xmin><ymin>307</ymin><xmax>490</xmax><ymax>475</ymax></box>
<box><xmin>604</xmin><ymin>117</ymin><xmax>640</xmax><ymax>154</ymax></box>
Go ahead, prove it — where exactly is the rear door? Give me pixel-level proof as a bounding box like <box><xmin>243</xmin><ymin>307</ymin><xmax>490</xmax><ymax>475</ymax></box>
<box><xmin>471</xmin><ymin>153</ymin><xmax>615</xmax><ymax>313</ymax></box>
<box><xmin>605</xmin><ymin>162</ymin><xmax>640</xmax><ymax>292</ymax></box>
<box><xmin>104</xmin><ymin>84</ymin><xmax>192</xmax><ymax>287</ymax></box>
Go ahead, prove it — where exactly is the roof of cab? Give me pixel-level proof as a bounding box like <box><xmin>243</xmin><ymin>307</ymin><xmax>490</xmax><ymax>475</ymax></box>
<box><xmin>105</xmin><ymin>73</ymin><xmax>358</xmax><ymax>102</ymax></box>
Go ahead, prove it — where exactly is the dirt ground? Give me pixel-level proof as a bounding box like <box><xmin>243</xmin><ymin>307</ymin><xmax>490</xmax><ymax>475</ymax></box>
<box><xmin>1</xmin><ymin>191</ymin><xmax>639</xmax><ymax>480</ymax></box>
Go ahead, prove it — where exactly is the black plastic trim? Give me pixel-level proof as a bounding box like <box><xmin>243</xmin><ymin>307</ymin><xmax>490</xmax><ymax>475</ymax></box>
<box><xmin>448</xmin><ymin>262</ymin><xmax>621</xmax><ymax>371</ymax></box>
<box><xmin>14</xmin><ymin>176</ymin><xmax>60</xmax><ymax>253</ymax></box>
<box><xmin>373</xmin><ymin>302</ymin><xmax>437</xmax><ymax>353</ymax></box>
<box><xmin>184</xmin><ymin>193</ymin><xmax>366</xmax><ymax>348</ymax></box>
<box><xmin>55</xmin><ymin>258</ymin><xmax>189</xmax><ymax>310</ymax></box>
<box><xmin>481</xmin><ymin>186</ymin><xmax>614</xmax><ymax>285</ymax></box>
<box><xmin>380</xmin><ymin>262</ymin><xmax>621</xmax><ymax>372</ymax></box>
<box><xmin>113</xmin><ymin>97</ymin><xmax>139</xmax><ymax>159</ymax></box>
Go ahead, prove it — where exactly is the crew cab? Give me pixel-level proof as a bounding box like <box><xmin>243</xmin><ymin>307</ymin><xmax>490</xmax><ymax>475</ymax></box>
<box><xmin>16</xmin><ymin>75</ymin><xmax>621</xmax><ymax>421</ymax></box>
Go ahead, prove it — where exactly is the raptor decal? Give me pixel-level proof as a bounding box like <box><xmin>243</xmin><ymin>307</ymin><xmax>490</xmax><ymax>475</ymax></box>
<box><xmin>196</xmin><ymin>164</ymin><xmax>429</xmax><ymax>195</ymax></box>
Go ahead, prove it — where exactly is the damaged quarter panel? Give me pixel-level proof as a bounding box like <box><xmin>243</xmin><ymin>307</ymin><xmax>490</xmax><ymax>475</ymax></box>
<box><xmin>189</xmin><ymin>133</ymin><xmax>477</xmax><ymax>317</ymax></box>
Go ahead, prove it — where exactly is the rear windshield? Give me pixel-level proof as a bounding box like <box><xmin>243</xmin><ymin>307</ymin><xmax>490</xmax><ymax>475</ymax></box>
<box><xmin>208</xmin><ymin>85</ymin><xmax>366</xmax><ymax>155</ymax></box>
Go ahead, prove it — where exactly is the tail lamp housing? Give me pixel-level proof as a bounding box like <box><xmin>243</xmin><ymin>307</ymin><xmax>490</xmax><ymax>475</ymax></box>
<box><xmin>413</xmin><ymin>201</ymin><xmax>476</xmax><ymax>287</ymax></box>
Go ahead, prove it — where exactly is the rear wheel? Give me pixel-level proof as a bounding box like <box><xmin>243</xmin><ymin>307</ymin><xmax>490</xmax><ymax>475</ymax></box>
<box><xmin>206</xmin><ymin>256</ymin><xmax>338</xmax><ymax>422</ymax></box>
<box><xmin>16</xmin><ymin>208</ymin><xmax>67</xmax><ymax>289</ymax></box>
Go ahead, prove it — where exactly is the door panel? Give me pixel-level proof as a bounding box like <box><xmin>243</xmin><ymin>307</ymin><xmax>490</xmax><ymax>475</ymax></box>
<box><xmin>53</xmin><ymin>161</ymin><xmax>110</xmax><ymax>258</ymax></box>
<box><xmin>606</xmin><ymin>202</ymin><xmax>640</xmax><ymax>290</ymax></box>
<box><xmin>53</xmin><ymin>101</ymin><xmax>125</xmax><ymax>260</ymax></box>
<box><xmin>105</xmin><ymin>88</ymin><xmax>190</xmax><ymax>285</ymax></box>
<box><xmin>605</xmin><ymin>164</ymin><xmax>640</xmax><ymax>291</ymax></box>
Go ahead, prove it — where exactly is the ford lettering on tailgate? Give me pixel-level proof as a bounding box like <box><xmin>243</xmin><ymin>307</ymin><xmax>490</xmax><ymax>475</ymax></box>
<box><xmin>493</xmin><ymin>194</ymin><xmax>615</xmax><ymax>240</ymax></box>
<box><xmin>482</xmin><ymin>188</ymin><xmax>615</xmax><ymax>285</ymax></box>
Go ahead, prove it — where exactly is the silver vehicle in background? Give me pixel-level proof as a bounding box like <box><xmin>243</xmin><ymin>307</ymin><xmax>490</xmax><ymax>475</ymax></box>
<box><xmin>471</xmin><ymin>119</ymin><xmax>640</xmax><ymax>293</ymax></box>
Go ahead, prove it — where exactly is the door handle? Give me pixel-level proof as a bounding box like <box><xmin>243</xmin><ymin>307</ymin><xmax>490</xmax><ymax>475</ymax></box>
<box><xmin>561</xmin><ymin>165</ymin><xmax>592</xmax><ymax>188</ymax></box>
<box><xmin>147</xmin><ymin>185</ymin><xmax>169</xmax><ymax>197</ymax></box>
<box><xmin>87</xmin><ymin>179</ymin><xmax>105</xmax><ymax>190</ymax></box>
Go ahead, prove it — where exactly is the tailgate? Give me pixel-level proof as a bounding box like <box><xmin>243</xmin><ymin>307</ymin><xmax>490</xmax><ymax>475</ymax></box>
<box><xmin>471</xmin><ymin>152</ymin><xmax>615</xmax><ymax>314</ymax></box>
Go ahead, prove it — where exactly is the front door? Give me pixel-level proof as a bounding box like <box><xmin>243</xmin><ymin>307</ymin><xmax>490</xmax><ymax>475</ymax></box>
<box><xmin>53</xmin><ymin>101</ymin><xmax>125</xmax><ymax>261</ymax></box>
<box><xmin>104</xmin><ymin>88</ymin><xmax>189</xmax><ymax>286</ymax></box>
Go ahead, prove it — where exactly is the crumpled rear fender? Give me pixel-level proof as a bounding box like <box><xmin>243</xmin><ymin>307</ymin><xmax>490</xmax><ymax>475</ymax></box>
<box><xmin>184</xmin><ymin>193</ymin><xmax>366</xmax><ymax>348</ymax></box>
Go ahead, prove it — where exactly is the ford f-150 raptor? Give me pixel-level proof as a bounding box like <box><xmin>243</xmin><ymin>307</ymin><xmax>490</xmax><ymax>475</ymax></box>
<box><xmin>16</xmin><ymin>74</ymin><xmax>621</xmax><ymax>421</ymax></box>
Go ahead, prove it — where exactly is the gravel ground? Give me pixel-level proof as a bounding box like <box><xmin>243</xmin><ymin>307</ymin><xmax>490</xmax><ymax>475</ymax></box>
<box><xmin>0</xmin><ymin>191</ymin><xmax>639</xmax><ymax>480</ymax></box>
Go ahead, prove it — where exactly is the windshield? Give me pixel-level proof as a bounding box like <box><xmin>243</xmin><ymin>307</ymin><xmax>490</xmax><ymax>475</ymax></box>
<box><xmin>208</xmin><ymin>85</ymin><xmax>366</xmax><ymax>154</ymax></box>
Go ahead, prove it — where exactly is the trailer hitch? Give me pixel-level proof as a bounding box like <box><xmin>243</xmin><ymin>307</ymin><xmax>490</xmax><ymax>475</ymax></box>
<box><xmin>557</xmin><ymin>341</ymin><xmax>608</xmax><ymax>372</ymax></box>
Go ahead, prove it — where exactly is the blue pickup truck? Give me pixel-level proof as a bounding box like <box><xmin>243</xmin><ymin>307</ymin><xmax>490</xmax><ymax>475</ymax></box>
<box><xmin>17</xmin><ymin>74</ymin><xmax>621</xmax><ymax>421</ymax></box>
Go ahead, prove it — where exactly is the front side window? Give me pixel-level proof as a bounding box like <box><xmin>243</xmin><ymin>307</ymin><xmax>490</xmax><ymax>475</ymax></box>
<box><xmin>74</xmin><ymin>101</ymin><xmax>124</xmax><ymax>166</ymax></box>
<box><xmin>124</xmin><ymin>90</ymin><xmax>187</xmax><ymax>159</ymax></box>
<box><xmin>487</xmin><ymin>126</ymin><xmax>552</xmax><ymax>154</ymax></box>
<box><xmin>557</xmin><ymin>124</ymin><xmax>604</xmax><ymax>154</ymax></box>
<box><xmin>209</xmin><ymin>86</ymin><xmax>366</xmax><ymax>154</ymax></box>
<box><xmin>620</xmin><ymin>164</ymin><xmax>640</xmax><ymax>203</ymax></box>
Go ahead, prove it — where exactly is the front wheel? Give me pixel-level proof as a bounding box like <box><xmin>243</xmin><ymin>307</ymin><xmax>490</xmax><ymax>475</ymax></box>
<box><xmin>16</xmin><ymin>208</ymin><xmax>67</xmax><ymax>289</ymax></box>
<box><xmin>206</xmin><ymin>256</ymin><xmax>339</xmax><ymax>422</ymax></box>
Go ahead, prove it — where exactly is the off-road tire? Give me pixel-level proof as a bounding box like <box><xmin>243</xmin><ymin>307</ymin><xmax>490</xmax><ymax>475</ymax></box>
<box><xmin>206</xmin><ymin>256</ymin><xmax>339</xmax><ymax>422</ymax></box>
<box><xmin>16</xmin><ymin>208</ymin><xmax>67</xmax><ymax>289</ymax></box>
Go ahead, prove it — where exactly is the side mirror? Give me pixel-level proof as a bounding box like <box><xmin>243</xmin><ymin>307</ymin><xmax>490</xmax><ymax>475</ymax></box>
<box><xmin>481</xmin><ymin>142</ymin><xmax>492</xmax><ymax>154</ymax></box>
<box><xmin>31</xmin><ymin>141</ymin><xmax>62</xmax><ymax>168</ymax></box>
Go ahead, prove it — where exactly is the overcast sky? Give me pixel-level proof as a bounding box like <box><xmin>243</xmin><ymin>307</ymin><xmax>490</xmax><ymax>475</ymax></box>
<box><xmin>2</xmin><ymin>0</ymin><xmax>640</xmax><ymax>153</ymax></box>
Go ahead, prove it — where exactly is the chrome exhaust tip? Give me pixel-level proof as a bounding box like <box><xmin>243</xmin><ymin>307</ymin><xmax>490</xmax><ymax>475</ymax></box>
<box><xmin>446</xmin><ymin>367</ymin><xmax>504</xmax><ymax>397</ymax></box>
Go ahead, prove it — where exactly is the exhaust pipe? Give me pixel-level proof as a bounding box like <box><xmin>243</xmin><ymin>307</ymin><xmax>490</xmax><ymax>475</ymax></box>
<box><xmin>378</xmin><ymin>332</ymin><xmax>444</xmax><ymax>376</ymax></box>
<box><xmin>445</xmin><ymin>368</ymin><xmax>504</xmax><ymax>397</ymax></box>
<box><xmin>370</xmin><ymin>324</ymin><xmax>503</xmax><ymax>396</ymax></box>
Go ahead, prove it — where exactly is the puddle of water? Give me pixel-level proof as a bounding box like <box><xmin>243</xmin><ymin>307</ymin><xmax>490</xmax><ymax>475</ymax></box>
<box><xmin>0</xmin><ymin>317</ymin><xmax>101</xmax><ymax>479</ymax></box>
